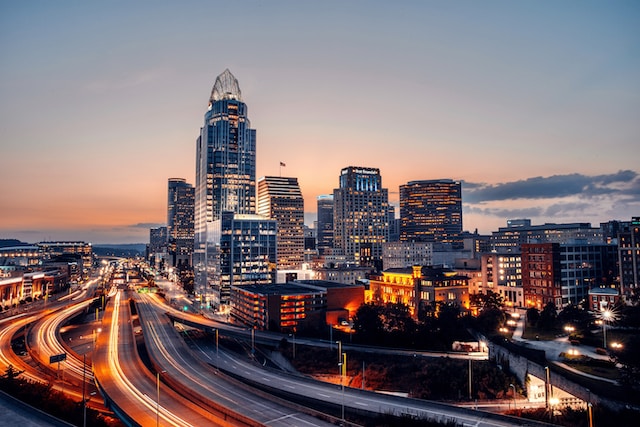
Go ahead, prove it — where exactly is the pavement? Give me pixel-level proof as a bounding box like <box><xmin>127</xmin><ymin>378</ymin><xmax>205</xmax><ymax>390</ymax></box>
<box><xmin>510</xmin><ymin>312</ymin><xmax>618</xmax><ymax>384</ymax></box>
<box><xmin>0</xmin><ymin>389</ymin><xmax>73</xmax><ymax>427</ymax></box>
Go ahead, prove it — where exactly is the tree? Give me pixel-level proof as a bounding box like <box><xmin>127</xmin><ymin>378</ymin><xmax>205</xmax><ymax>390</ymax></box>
<box><xmin>610</xmin><ymin>334</ymin><xmax>640</xmax><ymax>389</ymax></box>
<box><xmin>537</xmin><ymin>302</ymin><xmax>558</xmax><ymax>331</ymax></box>
<box><xmin>558</xmin><ymin>303</ymin><xmax>593</xmax><ymax>332</ymax></box>
<box><xmin>353</xmin><ymin>303</ymin><xmax>384</xmax><ymax>344</ymax></box>
<box><xmin>476</xmin><ymin>307</ymin><xmax>506</xmax><ymax>334</ymax></box>
<box><xmin>470</xmin><ymin>290</ymin><xmax>504</xmax><ymax>313</ymax></box>
<box><xmin>526</xmin><ymin>307</ymin><xmax>540</xmax><ymax>327</ymax></box>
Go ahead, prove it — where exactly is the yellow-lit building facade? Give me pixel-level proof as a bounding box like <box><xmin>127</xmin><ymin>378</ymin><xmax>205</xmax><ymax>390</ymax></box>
<box><xmin>369</xmin><ymin>265</ymin><xmax>470</xmax><ymax>319</ymax></box>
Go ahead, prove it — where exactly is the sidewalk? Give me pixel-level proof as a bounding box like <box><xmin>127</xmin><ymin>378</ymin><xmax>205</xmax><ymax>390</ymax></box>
<box><xmin>511</xmin><ymin>314</ymin><xmax>617</xmax><ymax>383</ymax></box>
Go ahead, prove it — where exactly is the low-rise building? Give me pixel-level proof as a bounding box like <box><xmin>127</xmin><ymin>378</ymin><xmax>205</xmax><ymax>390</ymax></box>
<box><xmin>588</xmin><ymin>287</ymin><xmax>620</xmax><ymax>312</ymax></box>
<box><xmin>230</xmin><ymin>280</ymin><xmax>364</xmax><ymax>332</ymax></box>
<box><xmin>369</xmin><ymin>265</ymin><xmax>470</xmax><ymax>319</ymax></box>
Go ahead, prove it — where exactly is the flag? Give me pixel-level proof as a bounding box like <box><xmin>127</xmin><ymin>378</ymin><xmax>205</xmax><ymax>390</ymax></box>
<box><xmin>280</xmin><ymin>162</ymin><xmax>286</xmax><ymax>167</ymax></box>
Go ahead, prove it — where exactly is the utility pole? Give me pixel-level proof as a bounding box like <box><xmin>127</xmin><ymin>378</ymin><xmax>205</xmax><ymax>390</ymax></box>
<box><xmin>468</xmin><ymin>359</ymin><xmax>472</xmax><ymax>400</ymax></box>
<box><xmin>82</xmin><ymin>353</ymin><xmax>86</xmax><ymax>427</ymax></box>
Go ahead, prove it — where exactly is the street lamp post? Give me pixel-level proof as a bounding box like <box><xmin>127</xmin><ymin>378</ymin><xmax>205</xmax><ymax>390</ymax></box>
<box><xmin>251</xmin><ymin>328</ymin><xmax>255</xmax><ymax>355</ymax></box>
<box><xmin>82</xmin><ymin>353</ymin><xmax>86</xmax><ymax>427</ymax></box>
<box><xmin>468</xmin><ymin>359</ymin><xmax>472</xmax><ymax>400</ymax></box>
<box><xmin>289</xmin><ymin>333</ymin><xmax>296</xmax><ymax>359</ymax></box>
<box><xmin>340</xmin><ymin>352</ymin><xmax>346</xmax><ymax>422</ymax></box>
<box><xmin>545</xmin><ymin>366</ymin><xmax>551</xmax><ymax>410</ymax></box>
<box><xmin>156</xmin><ymin>370</ymin><xmax>166</xmax><ymax>427</ymax></box>
<box><xmin>602</xmin><ymin>309</ymin><xmax>611</xmax><ymax>349</ymax></box>
<box><xmin>336</xmin><ymin>340</ymin><xmax>342</xmax><ymax>375</ymax></box>
<box><xmin>510</xmin><ymin>384</ymin><xmax>516</xmax><ymax>410</ymax></box>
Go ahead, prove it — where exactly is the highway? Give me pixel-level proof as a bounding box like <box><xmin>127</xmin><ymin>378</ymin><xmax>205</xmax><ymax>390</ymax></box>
<box><xmin>144</xmin><ymin>294</ymin><xmax>553</xmax><ymax>427</ymax></box>
<box><xmin>135</xmin><ymin>291</ymin><xmax>336</xmax><ymax>426</ymax></box>
<box><xmin>93</xmin><ymin>289</ymin><xmax>222</xmax><ymax>426</ymax></box>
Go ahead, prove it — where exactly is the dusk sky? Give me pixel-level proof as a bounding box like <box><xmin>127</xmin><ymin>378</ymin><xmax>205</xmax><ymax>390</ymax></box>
<box><xmin>1</xmin><ymin>1</ymin><xmax>638</xmax><ymax>244</ymax></box>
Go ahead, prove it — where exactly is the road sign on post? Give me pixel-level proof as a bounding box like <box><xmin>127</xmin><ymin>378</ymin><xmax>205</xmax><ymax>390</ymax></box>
<box><xmin>49</xmin><ymin>353</ymin><xmax>67</xmax><ymax>364</ymax></box>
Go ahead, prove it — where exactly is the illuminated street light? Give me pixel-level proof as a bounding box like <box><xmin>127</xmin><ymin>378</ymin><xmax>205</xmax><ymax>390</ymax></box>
<box><xmin>599</xmin><ymin>308</ymin><xmax>615</xmax><ymax>349</ymax></box>
<box><xmin>340</xmin><ymin>352</ymin><xmax>346</xmax><ymax>422</ymax></box>
<box><xmin>549</xmin><ymin>397</ymin><xmax>560</xmax><ymax>422</ymax></box>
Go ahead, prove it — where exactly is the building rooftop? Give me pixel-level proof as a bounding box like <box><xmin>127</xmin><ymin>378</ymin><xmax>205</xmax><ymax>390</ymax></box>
<box><xmin>588</xmin><ymin>287</ymin><xmax>619</xmax><ymax>295</ymax></box>
<box><xmin>295</xmin><ymin>279</ymin><xmax>363</xmax><ymax>289</ymax></box>
<box><xmin>232</xmin><ymin>283</ymin><xmax>321</xmax><ymax>296</ymax></box>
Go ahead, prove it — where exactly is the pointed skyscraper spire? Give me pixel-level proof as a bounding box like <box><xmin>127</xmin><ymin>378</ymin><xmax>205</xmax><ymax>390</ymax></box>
<box><xmin>210</xmin><ymin>68</ymin><xmax>242</xmax><ymax>102</ymax></box>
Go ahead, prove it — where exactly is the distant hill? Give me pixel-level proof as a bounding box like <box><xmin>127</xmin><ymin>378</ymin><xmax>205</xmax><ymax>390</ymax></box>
<box><xmin>93</xmin><ymin>244</ymin><xmax>146</xmax><ymax>258</ymax></box>
<box><xmin>0</xmin><ymin>239</ymin><xmax>29</xmax><ymax>248</ymax></box>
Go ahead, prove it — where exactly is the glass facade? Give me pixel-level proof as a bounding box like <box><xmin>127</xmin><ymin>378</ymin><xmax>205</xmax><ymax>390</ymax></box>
<box><xmin>399</xmin><ymin>179</ymin><xmax>462</xmax><ymax>248</ymax></box>
<box><xmin>333</xmin><ymin>166</ymin><xmax>389</xmax><ymax>266</ymax></box>
<box><xmin>194</xmin><ymin>69</ymin><xmax>257</xmax><ymax>299</ymax></box>
<box><xmin>216</xmin><ymin>212</ymin><xmax>277</xmax><ymax>304</ymax></box>
<box><xmin>257</xmin><ymin>176</ymin><xmax>304</xmax><ymax>270</ymax></box>
<box><xmin>316</xmin><ymin>195</ymin><xmax>334</xmax><ymax>255</ymax></box>
<box><xmin>167</xmin><ymin>178</ymin><xmax>194</xmax><ymax>266</ymax></box>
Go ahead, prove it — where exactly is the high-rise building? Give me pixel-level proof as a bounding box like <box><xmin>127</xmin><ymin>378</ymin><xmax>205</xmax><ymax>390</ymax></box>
<box><xmin>491</xmin><ymin>220</ymin><xmax>603</xmax><ymax>253</ymax></box>
<box><xmin>316</xmin><ymin>195</ymin><xmax>334</xmax><ymax>255</ymax></box>
<box><xmin>558</xmin><ymin>242</ymin><xmax>617</xmax><ymax>306</ymax></box>
<box><xmin>257</xmin><ymin>176</ymin><xmax>304</xmax><ymax>270</ymax></box>
<box><xmin>522</xmin><ymin>243</ymin><xmax>562</xmax><ymax>309</ymax></box>
<box><xmin>522</xmin><ymin>241</ymin><xmax>617</xmax><ymax>309</ymax></box>
<box><xmin>333</xmin><ymin>166</ymin><xmax>389</xmax><ymax>266</ymax></box>
<box><xmin>399</xmin><ymin>179</ymin><xmax>463</xmax><ymax>248</ymax></box>
<box><xmin>217</xmin><ymin>212</ymin><xmax>277</xmax><ymax>304</ymax></box>
<box><xmin>167</xmin><ymin>178</ymin><xmax>194</xmax><ymax>268</ymax></box>
<box><xmin>194</xmin><ymin>69</ymin><xmax>257</xmax><ymax>299</ymax></box>
<box><xmin>618</xmin><ymin>217</ymin><xmax>640</xmax><ymax>298</ymax></box>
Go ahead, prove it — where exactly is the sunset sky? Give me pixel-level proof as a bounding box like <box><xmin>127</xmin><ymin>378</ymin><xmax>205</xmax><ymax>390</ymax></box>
<box><xmin>1</xmin><ymin>1</ymin><xmax>638</xmax><ymax>244</ymax></box>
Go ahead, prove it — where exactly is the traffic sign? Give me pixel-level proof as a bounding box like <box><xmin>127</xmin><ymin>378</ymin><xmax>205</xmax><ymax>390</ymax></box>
<box><xmin>49</xmin><ymin>353</ymin><xmax>67</xmax><ymax>364</ymax></box>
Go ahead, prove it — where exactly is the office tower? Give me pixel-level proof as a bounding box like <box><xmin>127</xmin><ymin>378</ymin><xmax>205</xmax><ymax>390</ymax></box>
<box><xmin>522</xmin><ymin>243</ymin><xmax>562</xmax><ymax>309</ymax></box>
<box><xmin>482</xmin><ymin>253</ymin><xmax>523</xmax><ymax>308</ymax></box>
<box><xmin>491</xmin><ymin>220</ymin><xmax>603</xmax><ymax>253</ymax></box>
<box><xmin>388</xmin><ymin>205</ymin><xmax>400</xmax><ymax>242</ymax></box>
<box><xmin>37</xmin><ymin>241</ymin><xmax>93</xmax><ymax>276</ymax></box>
<box><xmin>522</xmin><ymin>241</ymin><xmax>617</xmax><ymax>309</ymax></box>
<box><xmin>399</xmin><ymin>179</ymin><xmax>463</xmax><ymax>248</ymax></box>
<box><xmin>316</xmin><ymin>195</ymin><xmax>334</xmax><ymax>255</ymax></box>
<box><xmin>149</xmin><ymin>227</ymin><xmax>167</xmax><ymax>253</ymax></box>
<box><xmin>218</xmin><ymin>212</ymin><xmax>277</xmax><ymax>304</ymax></box>
<box><xmin>167</xmin><ymin>178</ymin><xmax>194</xmax><ymax>268</ymax></box>
<box><xmin>618</xmin><ymin>217</ymin><xmax>640</xmax><ymax>298</ymax></box>
<box><xmin>257</xmin><ymin>176</ymin><xmax>304</xmax><ymax>270</ymax></box>
<box><xmin>382</xmin><ymin>241</ymin><xmax>433</xmax><ymax>270</ymax></box>
<box><xmin>559</xmin><ymin>242</ymin><xmax>617</xmax><ymax>306</ymax></box>
<box><xmin>333</xmin><ymin>166</ymin><xmax>389</xmax><ymax>266</ymax></box>
<box><xmin>194</xmin><ymin>69</ymin><xmax>257</xmax><ymax>300</ymax></box>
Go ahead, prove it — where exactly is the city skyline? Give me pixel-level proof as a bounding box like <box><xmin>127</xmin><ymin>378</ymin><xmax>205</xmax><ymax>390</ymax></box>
<box><xmin>1</xmin><ymin>1</ymin><xmax>638</xmax><ymax>244</ymax></box>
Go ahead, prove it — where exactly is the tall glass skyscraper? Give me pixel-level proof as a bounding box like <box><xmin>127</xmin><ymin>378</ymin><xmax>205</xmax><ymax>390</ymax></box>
<box><xmin>333</xmin><ymin>166</ymin><xmax>389</xmax><ymax>266</ymax></box>
<box><xmin>257</xmin><ymin>176</ymin><xmax>304</xmax><ymax>270</ymax></box>
<box><xmin>316</xmin><ymin>195</ymin><xmax>334</xmax><ymax>255</ymax></box>
<box><xmin>167</xmin><ymin>178</ymin><xmax>194</xmax><ymax>268</ymax></box>
<box><xmin>399</xmin><ymin>179</ymin><xmax>463</xmax><ymax>248</ymax></box>
<box><xmin>194</xmin><ymin>69</ymin><xmax>257</xmax><ymax>300</ymax></box>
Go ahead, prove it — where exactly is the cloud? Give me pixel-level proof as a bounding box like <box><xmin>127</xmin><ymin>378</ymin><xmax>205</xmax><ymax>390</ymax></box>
<box><xmin>463</xmin><ymin>170</ymin><xmax>639</xmax><ymax>203</ymax></box>
<box><xmin>464</xmin><ymin>206</ymin><xmax>543</xmax><ymax>219</ymax></box>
